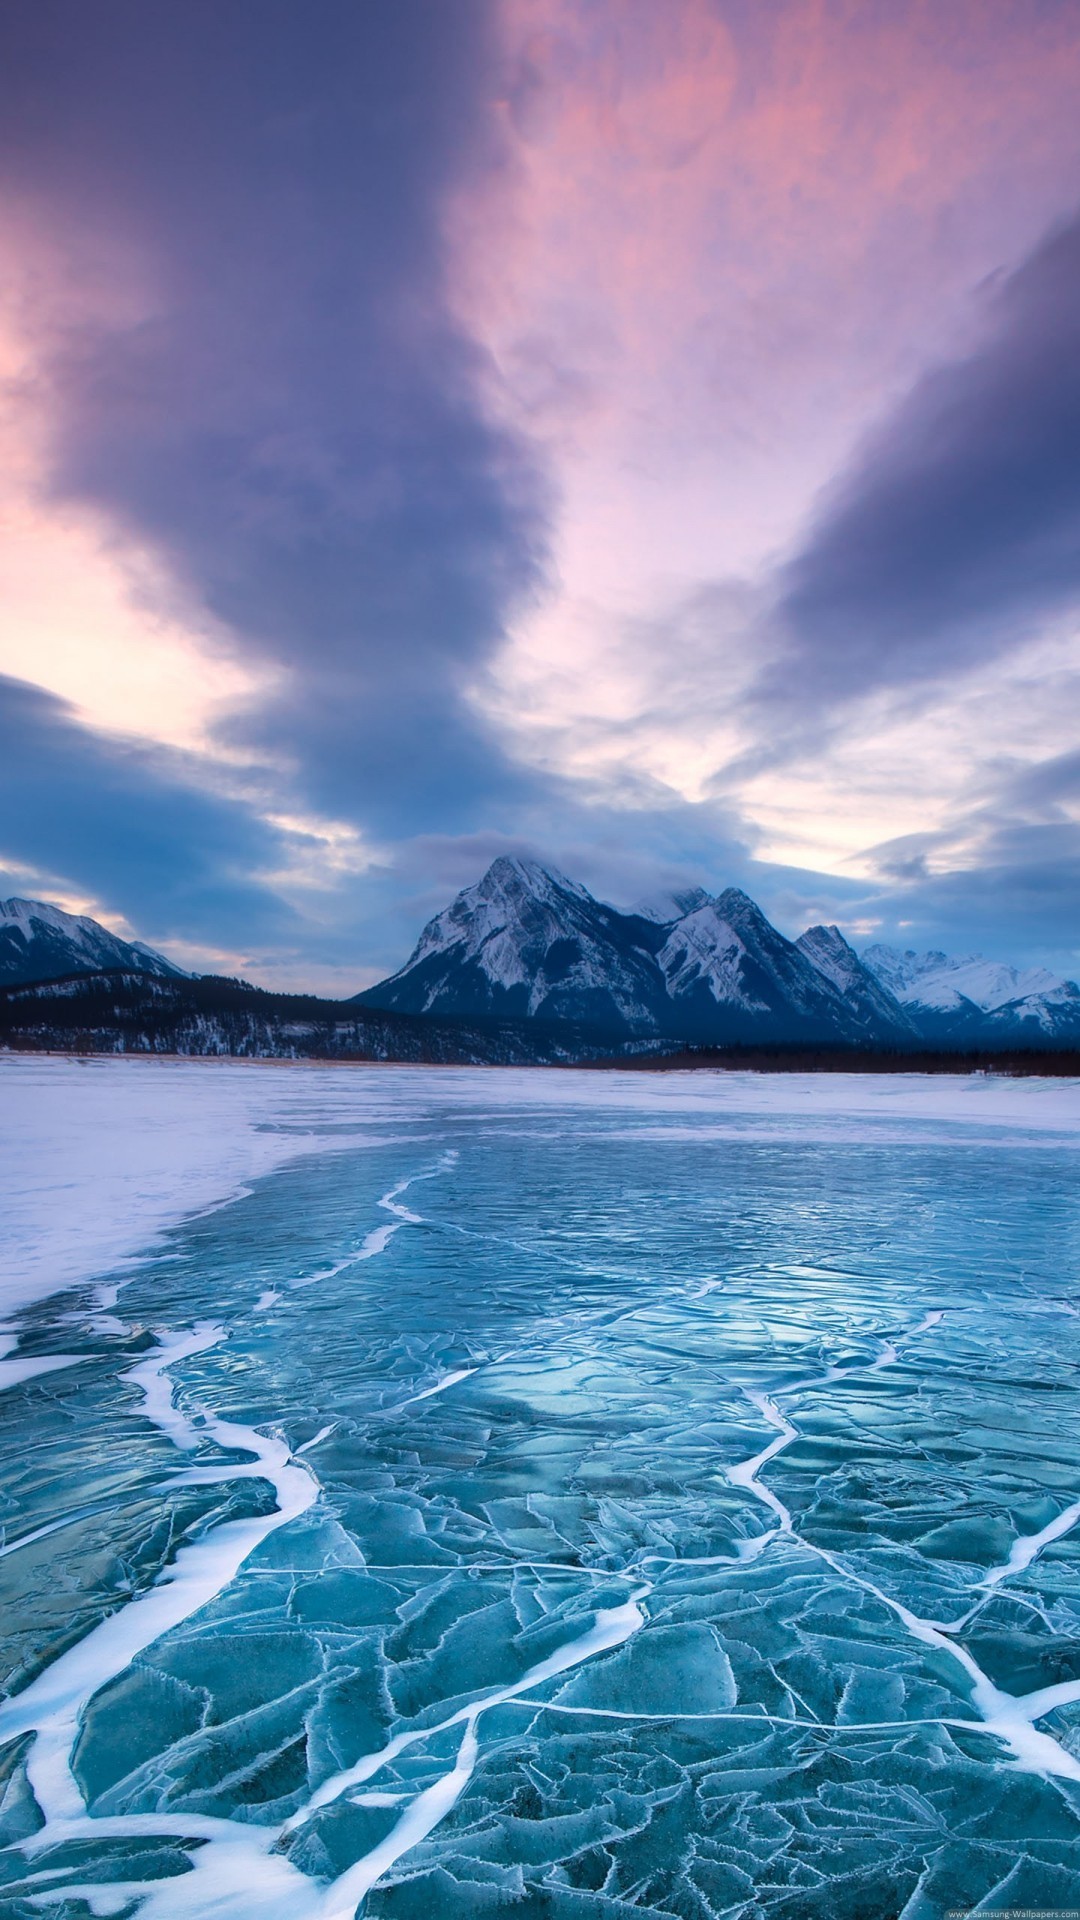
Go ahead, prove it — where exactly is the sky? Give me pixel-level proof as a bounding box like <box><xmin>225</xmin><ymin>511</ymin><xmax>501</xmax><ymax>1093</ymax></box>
<box><xmin>2</xmin><ymin>0</ymin><xmax>1080</xmax><ymax>991</ymax></box>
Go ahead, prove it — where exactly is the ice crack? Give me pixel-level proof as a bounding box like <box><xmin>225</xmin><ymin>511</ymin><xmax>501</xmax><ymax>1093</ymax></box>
<box><xmin>723</xmin><ymin>1306</ymin><xmax>1080</xmax><ymax>1784</ymax></box>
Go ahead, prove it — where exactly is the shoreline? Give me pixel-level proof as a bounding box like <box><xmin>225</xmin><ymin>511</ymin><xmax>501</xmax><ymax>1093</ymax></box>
<box><xmin>3</xmin><ymin>1044</ymin><xmax>1079</xmax><ymax>1080</ymax></box>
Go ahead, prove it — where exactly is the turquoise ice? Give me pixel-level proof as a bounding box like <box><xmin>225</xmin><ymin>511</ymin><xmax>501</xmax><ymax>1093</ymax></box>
<box><xmin>2</xmin><ymin>1061</ymin><xmax>1080</xmax><ymax>1917</ymax></box>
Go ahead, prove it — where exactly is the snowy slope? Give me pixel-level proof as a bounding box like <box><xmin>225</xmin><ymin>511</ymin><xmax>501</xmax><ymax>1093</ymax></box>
<box><xmin>863</xmin><ymin>945</ymin><xmax>1061</xmax><ymax>1012</ymax></box>
<box><xmin>796</xmin><ymin>925</ymin><xmax>918</xmax><ymax>1041</ymax></box>
<box><xmin>981</xmin><ymin>979</ymin><xmax>1080</xmax><ymax>1040</ymax></box>
<box><xmin>862</xmin><ymin>943</ymin><xmax>1080</xmax><ymax>1042</ymax></box>
<box><xmin>361</xmin><ymin>862</ymin><xmax>1080</xmax><ymax>1050</ymax></box>
<box><xmin>0</xmin><ymin>898</ymin><xmax>185</xmax><ymax>989</ymax></box>
<box><xmin>632</xmin><ymin>885</ymin><xmax>711</xmax><ymax>924</ymax></box>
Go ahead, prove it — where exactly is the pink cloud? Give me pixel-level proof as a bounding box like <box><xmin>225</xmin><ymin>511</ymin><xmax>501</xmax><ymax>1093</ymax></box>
<box><xmin>453</xmin><ymin>0</ymin><xmax>1080</xmax><ymax>569</ymax></box>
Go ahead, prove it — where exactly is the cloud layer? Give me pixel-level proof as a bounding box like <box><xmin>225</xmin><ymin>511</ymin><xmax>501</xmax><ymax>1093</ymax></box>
<box><xmin>1</xmin><ymin>0</ymin><xmax>1080</xmax><ymax>978</ymax></box>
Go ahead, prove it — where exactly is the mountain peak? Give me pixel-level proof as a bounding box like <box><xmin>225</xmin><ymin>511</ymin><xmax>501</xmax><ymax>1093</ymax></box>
<box><xmin>358</xmin><ymin>856</ymin><xmax>667</xmax><ymax>1032</ymax></box>
<box><xmin>710</xmin><ymin>886</ymin><xmax>772</xmax><ymax>929</ymax></box>
<box><xmin>797</xmin><ymin>922</ymin><xmax>856</xmax><ymax>971</ymax></box>
<box><xmin>0</xmin><ymin>897</ymin><xmax>185</xmax><ymax>989</ymax></box>
<box><xmin>796</xmin><ymin>924</ymin><xmax>916</xmax><ymax>1039</ymax></box>
<box><xmin>478</xmin><ymin>855</ymin><xmax>590</xmax><ymax>904</ymax></box>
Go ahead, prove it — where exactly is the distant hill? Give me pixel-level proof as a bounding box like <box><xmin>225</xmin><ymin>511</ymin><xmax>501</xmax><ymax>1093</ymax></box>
<box><xmin>862</xmin><ymin>943</ymin><xmax>1080</xmax><ymax>1045</ymax></box>
<box><xmin>0</xmin><ymin>969</ymin><xmax>662</xmax><ymax>1066</ymax></box>
<box><xmin>0</xmin><ymin>898</ymin><xmax>184</xmax><ymax>989</ymax></box>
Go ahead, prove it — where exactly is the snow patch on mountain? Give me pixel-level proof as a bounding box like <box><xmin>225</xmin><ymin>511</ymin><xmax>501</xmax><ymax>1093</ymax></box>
<box><xmin>358</xmin><ymin>856</ymin><xmax>668</xmax><ymax>1033</ymax></box>
<box><xmin>656</xmin><ymin>889</ymin><xmax>867</xmax><ymax>1040</ymax></box>
<box><xmin>632</xmin><ymin>886</ymin><xmax>711</xmax><ymax>925</ymax></box>
<box><xmin>862</xmin><ymin>942</ymin><xmax>1080</xmax><ymax>1042</ymax></box>
<box><xmin>658</xmin><ymin>899</ymin><xmax>771</xmax><ymax>1012</ymax></box>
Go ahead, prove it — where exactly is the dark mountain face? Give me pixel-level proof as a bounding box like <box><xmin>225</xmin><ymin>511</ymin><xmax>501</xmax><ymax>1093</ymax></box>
<box><xmin>0</xmin><ymin>970</ymin><xmax>661</xmax><ymax>1066</ymax></box>
<box><xmin>796</xmin><ymin>924</ymin><xmax>918</xmax><ymax>1042</ymax></box>
<box><xmin>0</xmin><ymin>898</ymin><xmax>184</xmax><ymax>988</ymax></box>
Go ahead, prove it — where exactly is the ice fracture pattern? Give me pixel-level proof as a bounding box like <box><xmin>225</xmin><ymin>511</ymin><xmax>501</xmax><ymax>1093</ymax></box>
<box><xmin>2</xmin><ymin>1062</ymin><xmax>1080</xmax><ymax>1918</ymax></box>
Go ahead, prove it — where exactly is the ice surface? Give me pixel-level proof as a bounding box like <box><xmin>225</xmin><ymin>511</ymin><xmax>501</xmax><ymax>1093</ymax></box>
<box><xmin>2</xmin><ymin>1058</ymin><xmax>1080</xmax><ymax>1917</ymax></box>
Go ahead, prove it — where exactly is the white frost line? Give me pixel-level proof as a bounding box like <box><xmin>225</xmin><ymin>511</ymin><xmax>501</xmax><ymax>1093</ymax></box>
<box><xmin>726</xmin><ymin>1388</ymin><xmax>798</xmax><ymax>1532</ymax></box>
<box><xmin>123</xmin><ymin>1326</ymin><xmax>223</xmax><ymax>1451</ymax></box>
<box><xmin>288</xmin><ymin>1152</ymin><xmax>457</xmax><ymax>1290</ymax></box>
<box><xmin>0</xmin><ymin>1328</ymin><xmax>320</xmax><ymax>1834</ymax></box>
<box><xmin>319</xmin><ymin>1719</ymin><xmax>480</xmax><ymax>1920</ymax></box>
<box><xmin>498</xmin><ymin>1699</ymin><xmax>989</xmax><ymax>1731</ymax></box>
<box><xmin>982</xmin><ymin>1497</ymin><xmax>1080</xmax><ymax>1589</ymax></box>
<box><xmin>18</xmin><ymin>1589</ymin><xmax>645</xmax><ymax>1920</ymax></box>
<box><xmin>304</xmin><ymin>1587</ymin><xmax>651</xmax><ymax>1919</ymax></box>
<box><xmin>0</xmin><ymin>1350</ymin><xmax>89</xmax><ymax>1393</ymax></box>
<box><xmin>399</xmin><ymin>1367</ymin><xmax>478</xmax><ymax>1407</ymax></box>
<box><xmin>288</xmin><ymin>1250</ymin><xmax>374</xmax><ymax>1292</ymax></box>
<box><xmin>20</xmin><ymin>1589</ymin><xmax>653</xmax><ymax>1920</ymax></box>
<box><xmin>935</xmin><ymin>1493</ymin><xmax>1080</xmax><ymax>1637</ymax></box>
<box><xmin>0</xmin><ymin>1505</ymin><xmax>106</xmax><ymax>1562</ymax></box>
<box><xmin>807</xmin><ymin>1533</ymin><xmax>1080</xmax><ymax>1782</ymax></box>
<box><xmin>285</xmin><ymin>1587</ymin><xmax>650</xmax><ymax>1834</ymax></box>
<box><xmin>20</xmin><ymin>1807</ymin><xmax>280</xmax><ymax>1854</ymax></box>
<box><xmin>725</xmin><ymin>1312</ymin><xmax>944</xmax><ymax>1542</ymax></box>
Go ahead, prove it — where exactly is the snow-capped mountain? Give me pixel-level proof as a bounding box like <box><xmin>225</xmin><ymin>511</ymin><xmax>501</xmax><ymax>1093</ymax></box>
<box><xmin>360</xmin><ymin>861</ymin><xmax>909</xmax><ymax>1046</ymax></box>
<box><xmin>863</xmin><ymin>945</ymin><xmax>1060</xmax><ymax>1011</ymax></box>
<box><xmin>632</xmin><ymin>885</ymin><xmax>711</xmax><ymax>924</ymax></box>
<box><xmin>862</xmin><ymin>944</ymin><xmax>1080</xmax><ymax>1043</ymax></box>
<box><xmin>355</xmin><ymin>857</ymin><xmax>670</xmax><ymax>1034</ymax></box>
<box><xmin>0</xmin><ymin>898</ymin><xmax>185</xmax><ymax>989</ymax></box>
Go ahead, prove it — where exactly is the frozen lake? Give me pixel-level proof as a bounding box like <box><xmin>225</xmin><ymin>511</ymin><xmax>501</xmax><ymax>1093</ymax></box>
<box><xmin>2</xmin><ymin>1057</ymin><xmax>1080</xmax><ymax>1917</ymax></box>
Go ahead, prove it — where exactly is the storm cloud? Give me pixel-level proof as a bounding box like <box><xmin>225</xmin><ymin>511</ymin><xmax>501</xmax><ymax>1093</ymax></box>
<box><xmin>0</xmin><ymin>676</ymin><xmax>296</xmax><ymax>951</ymax></box>
<box><xmin>0</xmin><ymin>0</ymin><xmax>549</xmax><ymax>834</ymax></box>
<box><xmin>777</xmin><ymin>209</ymin><xmax>1080</xmax><ymax>707</ymax></box>
<box><xmin>2</xmin><ymin>3</ymin><xmax>1079</xmax><ymax>975</ymax></box>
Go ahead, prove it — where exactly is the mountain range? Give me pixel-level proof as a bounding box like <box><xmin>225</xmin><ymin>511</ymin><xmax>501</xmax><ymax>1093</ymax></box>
<box><xmin>3</xmin><ymin>863</ymin><xmax>1079</xmax><ymax>1055</ymax></box>
<box><xmin>357</xmin><ymin>856</ymin><xmax>1080</xmax><ymax>1049</ymax></box>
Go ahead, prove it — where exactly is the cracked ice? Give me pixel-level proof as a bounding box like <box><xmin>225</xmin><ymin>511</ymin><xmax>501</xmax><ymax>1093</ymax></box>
<box><xmin>2</xmin><ymin>1060</ymin><xmax>1080</xmax><ymax>1918</ymax></box>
